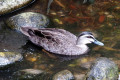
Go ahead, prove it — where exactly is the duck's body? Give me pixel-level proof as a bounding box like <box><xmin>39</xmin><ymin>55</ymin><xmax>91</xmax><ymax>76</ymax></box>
<box><xmin>21</xmin><ymin>27</ymin><xmax>104</xmax><ymax>55</ymax></box>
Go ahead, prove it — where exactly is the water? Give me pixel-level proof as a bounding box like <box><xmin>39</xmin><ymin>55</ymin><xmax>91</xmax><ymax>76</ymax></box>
<box><xmin>0</xmin><ymin>0</ymin><xmax>120</xmax><ymax>80</ymax></box>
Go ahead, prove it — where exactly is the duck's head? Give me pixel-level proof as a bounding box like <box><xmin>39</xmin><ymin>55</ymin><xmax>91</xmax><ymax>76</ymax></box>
<box><xmin>76</xmin><ymin>31</ymin><xmax>104</xmax><ymax>46</ymax></box>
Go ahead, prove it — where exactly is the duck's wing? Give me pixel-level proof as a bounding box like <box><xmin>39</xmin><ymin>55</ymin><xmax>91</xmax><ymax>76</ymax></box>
<box><xmin>20</xmin><ymin>27</ymin><xmax>77</xmax><ymax>44</ymax></box>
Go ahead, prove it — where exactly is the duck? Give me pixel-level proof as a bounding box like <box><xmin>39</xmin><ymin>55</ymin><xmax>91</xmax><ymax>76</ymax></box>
<box><xmin>20</xmin><ymin>27</ymin><xmax>104</xmax><ymax>55</ymax></box>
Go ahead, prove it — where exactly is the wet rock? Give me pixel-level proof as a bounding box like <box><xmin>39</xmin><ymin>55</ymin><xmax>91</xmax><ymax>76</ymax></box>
<box><xmin>6</xmin><ymin>12</ymin><xmax>49</xmax><ymax>31</ymax></box>
<box><xmin>87</xmin><ymin>57</ymin><xmax>118</xmax><ymax>80</ymax></box>
<box><xmin>0</xmin><ymin>0</ymin><xmax>35</xmax><ymax>15</ymax></box>
<box><xmin>13</xmin><ymin>69</ymin><xmax>49</xmax><ymax>80</ymax></box>
<box><xmin>0</xmin><ymin>52</ymin><xmax>22</xmax><ymax>67</ymax></box>
<box><xmin>53</xmin><ymin>70</ymin><xmax>74</xmax><ymax>80</ymax></box>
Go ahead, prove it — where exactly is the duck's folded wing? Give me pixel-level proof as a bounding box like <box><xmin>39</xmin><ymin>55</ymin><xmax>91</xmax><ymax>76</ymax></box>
<box><xmin>20</xmin><ymin>27</ymin><xmax>77</xmax><ymax>44</ymax></box>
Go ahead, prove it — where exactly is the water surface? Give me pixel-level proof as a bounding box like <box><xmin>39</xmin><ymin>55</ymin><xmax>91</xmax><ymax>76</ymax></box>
<box><xmin>0</xmin><ymin>0</ymin><xmax>120</xmax><ymax>79</ymax></box>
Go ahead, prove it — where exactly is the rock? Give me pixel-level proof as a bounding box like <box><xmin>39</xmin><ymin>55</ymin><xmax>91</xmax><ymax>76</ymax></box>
<box><xmin>0</xmin><ymin>0</ymin><xmax>35</xmax><ymax>15</ymax></box>
<box><xmin>53</xmin><ymin>70</ymin><xmax>74</xmax><ymax>80</ymax></box>
<box><xmin>87</xmin><ymin>57</ymin><xmax>119</xmax><ymax>80</ymax></box>
<box><xmin>6</xmin><ymin>12</ymin><xmax>49</xmax><ymax>31</ymax></box>
<box><xmin>20</xmin><ymin>69</ymin><xmax>44</xmax><ymax>74</ymax></box>
<box><xmin>0</xmin><ymin>52</ymin><xmax>22</xmax><ymax>67</ymax></box>
<box><xmin>74</xmin><ymin>73</ymin><xmax>86</xmax><ymax>80</ymax></box>
<box><xmin>13</xmin><ymin>69</ymin><xmax>49</xmax><ymax>80</ymax></box>
<box><xmin>80</xmin><ymin>62</ymin><xmax>92</xmax><ymax>69</ymax></box>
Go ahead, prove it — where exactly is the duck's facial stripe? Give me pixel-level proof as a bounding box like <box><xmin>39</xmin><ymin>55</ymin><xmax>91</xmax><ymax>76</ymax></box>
<box><xmin>79</xmin><ymin>32</ymin><xmax>93</xmax><ymax>37</ymax></box>
<box><xmin>86</xmin><ymin>36</ymin><xmax>94</xmax><ymax>39</ymax></box>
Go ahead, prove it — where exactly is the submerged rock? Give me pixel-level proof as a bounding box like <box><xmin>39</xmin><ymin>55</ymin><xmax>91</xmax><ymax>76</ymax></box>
<box><xmin>0</xmin><ymin>52</ymin><xmax>22</xmax><ymax>67</ymax></box>
<box><xmin>74</xmin><ymin>73</ymin><xmax>86</xmax><ymax>80</ymax></box>
<box><xmin>87</xmin><ymin>57</ymin><xmax>118</xmax><ymax>80</ymax></box>
<box><xmin>0</xmin><ymin>0</ymin><xmax>35</xmax><ymax>15</ymax></box>
<box><xmin>6</xmin><ymin>12</ymin><xmax>49</xmax><ymax>31</ymax></box>
<box><xmin>13</xmin><ymin>69</ymin><xmax>49</xmax><ymax>80</ymax></box>
<box><xmin>53</xmin><ymin>70</ymin><xmax>74</xmax><ymax>80</ymax></box>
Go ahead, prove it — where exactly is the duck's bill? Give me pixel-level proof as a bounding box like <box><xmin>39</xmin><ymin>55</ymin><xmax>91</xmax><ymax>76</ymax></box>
<box><xmin>93</xmin><ymin>40</ymin><xmax>104</xmax><ymax>46</ymax></box>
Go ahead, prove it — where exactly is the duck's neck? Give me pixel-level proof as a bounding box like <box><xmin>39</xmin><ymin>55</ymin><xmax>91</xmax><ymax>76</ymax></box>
<box><xmin>76</xmin><ymin>44</ymin><xmax>89</xmax><ymax>54</ymax></box>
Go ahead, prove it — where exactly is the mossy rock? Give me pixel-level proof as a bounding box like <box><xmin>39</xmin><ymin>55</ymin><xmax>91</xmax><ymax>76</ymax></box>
<box><xmin>86</xmin><ymin>57</ymin><xmax>118</xmax><ymax>80</ymax></box>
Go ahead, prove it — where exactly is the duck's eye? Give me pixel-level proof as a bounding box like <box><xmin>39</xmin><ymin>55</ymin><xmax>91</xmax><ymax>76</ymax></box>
<box><xmin>87</xmin><ymin>36</ymin><xmax>93</xmax><ymax>38</ymax></box>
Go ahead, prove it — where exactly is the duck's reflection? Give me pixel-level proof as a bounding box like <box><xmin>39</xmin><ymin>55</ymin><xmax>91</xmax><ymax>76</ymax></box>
<box><xmin>47</xmin><ymin>52</ymin><xmax>89</xmax><ymax>61</ymax></box>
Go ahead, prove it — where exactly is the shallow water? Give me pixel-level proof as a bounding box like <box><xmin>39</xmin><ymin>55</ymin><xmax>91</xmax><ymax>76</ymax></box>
<box><xmin>0</xmin><ymin>0</ymin><xmax>120</xmax><ymax>80</ymax></box>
